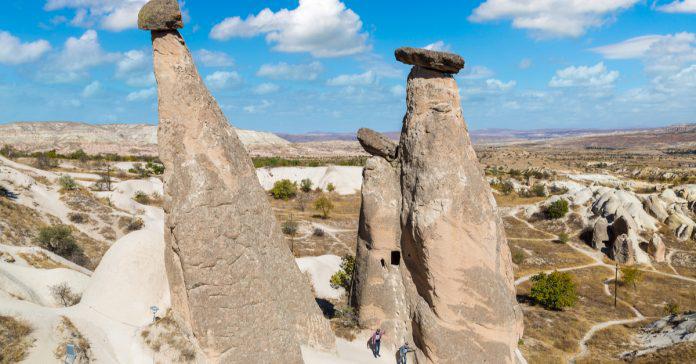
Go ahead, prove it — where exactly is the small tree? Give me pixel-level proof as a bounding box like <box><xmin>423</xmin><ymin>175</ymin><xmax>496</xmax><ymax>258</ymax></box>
<box><xmin>271</xmin><ymin>179</ymin><xmax>298</xmax><ymax>200</ymax></box>
<box><xmin>532</xmin><ymin>183</ymin><xmax>547</xmax><ymax>197</ymax></box>
<box><xmin>529</xmin><ymin>271</ymin><xmax>578</xmax><ymax>310</ymax></box>
<box><xmin>128</xmin><ymin>163</ymin><xmax>151</xmax><ymax>178</ymax></box>
<box><xmin>300</xmin><ymin>178</ymin><xmax>313</xmax><ymax>193</ymax></box>
<box><xmin>663</xmin><ymin>302</ymin><xmax>680</xmax><ymax>316</ymax></box>
<box><xmin>500</xmin><ymin>180</ymin><xmax>514</xmax><ymax>195</ymax></box>
<box><xmin>330</xmin><ymin>255</ymin><xmax>355</xmax><ymax>291</ymax></box>
<box><xmin>59</xmin><ymin>175</ymin><xmax>78</xmax><ymax>191</ymax></box>
<box><xmin>557</xmin><ymin>232</ymin><xmax>569</xmax><ymax>244</ymax></box>
<box><xmin>326</xmin><ymin>183</ymin><xmax>336</xmax><ymax>193</ymax></box>
<box><xmin>282</xmin><ymin>219</ymin><xmax>298</xmax><ymax>236</ymax></box>
<box><xmin>620</xmin><ymin>265</ymin><xmax>643</xmax><ymax>291</ymax></box>
<box><xmin>35</xmin><ymin>152</ymin><xmax>57</xmax><ymax>170</ymax></box>
<box><xmin>546</xmin><ymin>199</ymin><xmax>569</xmax><ymax>219</ymax></box>
<box><xmin>49</xmin><ymin>282</ymin><xmax>81</xmax><ymax>306</ymax></box>
<box><xmin>314</xmin><ymin>195</ymin><xmax>334</xmax><ymax>219</ymax></box>
<box><xmin>36</xmin><ymin>225</ymin><xmax>78</xmax><ymax>257</ymax></box>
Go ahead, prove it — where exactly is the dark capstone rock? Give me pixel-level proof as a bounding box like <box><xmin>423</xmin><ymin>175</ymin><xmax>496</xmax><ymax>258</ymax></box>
<box><xmin>394</xmin><ymin>47</ymin><xmax>465</xmax><ymax>74</ymax></box>
<box><xmin>357</xmin><ymin>128</ymin><xmax>397</xmax><ymax>161</ymax></box>
<box><xmin>138</xmin><ymin>0</ymin><xmax>183</xmax><ymax>31</ymax></box>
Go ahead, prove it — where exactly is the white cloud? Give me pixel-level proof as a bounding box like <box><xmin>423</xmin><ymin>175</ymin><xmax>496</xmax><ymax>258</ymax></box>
<box><xmin>127</xmin><ymin>87</ymin><xmax>156</xmax><ymax>101</ymax></box>
<box><xmin>592</xmin><ymin>32</ymin><xmax>696</xmax><ymax>74</ymax></box>
<box><xmin>256</xmin><ymin>61</ymin><xmax>323</xmax><ymax>80</ymax></box>
<box><xmin>0</xmin><ymin>31</ymin><xmax>51</xmax><ymax>65</ymax></box>
<box><xmin>253</xmin><ymin>83</ymin><xmax>280</xmax><ymax>95</ymax></box>
<box><xmin>115</xmin><ymin>50</ymin><xmax>154</xmax><ymax>87</ymax></box>
<box><xmin>244</xmin><ymin>100</ymin><xmax>272</xmax><ymax>113</ymax></box>
<box><xmin>210</xmin><ymin>0</ymin><xmax>370</xmax><ymax>57</ymax></box>
<box><xmin>656</xmin><ymin>0</ymin><xmax>696</xmax><ymax>13</ymax></box>
<box><xmin>485</xmin><ymin>78</ymin><xmax>517</xmax><ymax>91</ymax></box>
<box><xmin>44</xmin><ymin>0</ymin><xmax>148</xmax><ymax>31</ymax></box>
<box><xmin>549</xmin><ymin>62</ymin><xmax>619</xmax><ymax>88</ymax></box>
<box><xmin>81</xmin><ymin>80</ymin><xmax>100</xmax><ymax>97</ymax></box>
<box><xmin>326</xmin><ymin>71</ymin><xmax>375</xmax><ymax>86</ymax></box>
<box><xmin>194</xmin><ymin>49</ymin><xmax>234</xmax><ymax>67</ymax></box>
<box><xmin>42</xmin><ymin>29</ymin><xmax>119</xmax><ymax>83</ymax></box>
<box><xmin>205</xmin><ymin>71</ymin><xmax>242</xmax><ymax>89</ymax></box>
<box><xmin>390</xmin><ymin>85</ymin><xmax>405</xmax><ymax>97</ymax></box>
<box><xmin>423</xmin><ymin>41</ymin><xmax>451</xmax><ymax>52</ymax></box>
<box><xmin>469</xmin><ymin>0</ymin><xmax>640</xmax><ymax>38</ymax></box>
<box><xmin>459</xmin><ymin>65</ymin><xmax>494</xmax><ymax>80</ymax></box>
<box><xmin>519</xmin><ymin>58</ymin><xmax>533</xmax><ymax>69</ymax></box>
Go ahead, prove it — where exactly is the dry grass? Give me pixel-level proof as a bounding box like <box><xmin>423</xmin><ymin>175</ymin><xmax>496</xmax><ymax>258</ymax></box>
<box><xmin>608</xmin><ymin>271</ymin><xmax>696</xmax><ymax>318</ymax></box>
<box><xmin>0</xmin><ymin>198</ymin><xmax>60</xmax><ymax>246</ymax></box>
<box><xmin>509</xmin><ymin>239</ymin><xmax>594</xmax><ymax>278</ymax></box>
<box><xmin>631</xmin><ymin>341</ymin><xmax>696</xmax><ymax>363</ymax></box>
<box><xmin>494</xmin><ymin>193</ymin><xmax>547</xmax><ymax>207</ymax></box>
<box><xmin>141</xmin><ymin>311</ymin><xmax>196</xmax><ymax>362</ymax></box>
<box><xmin>17</xmin><ymin>252</ymin><xmax>68</xmax><ymax>269</ymax></box>
<box><xmin>0</xmin><ymin>315</ymin><xmax>34</xmax><ymax>364</ymax></box>
<box><xmin>576</xmin><ymin>321</ymin><xmax>644</xmax><ymax>363</ymax></box>
<box><xmin>54</xmin><ymin>317</ymin><xmax>91</xmax><ymax>363</ymax></box>
<box><xmin>503</xmin><ymin>215</ymin><xmax>555</xmax><ymax>240</ymax></box>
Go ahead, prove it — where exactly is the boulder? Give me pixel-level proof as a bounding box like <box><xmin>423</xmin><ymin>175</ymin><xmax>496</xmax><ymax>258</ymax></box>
<box><xmin>357</xmin><ymin>128</ymin><xmax>397</xmax><ymax>161</ymax></box>
<box><xmin>147</xmin><ymin>28</ymin><xmax>334</xmax><ymax>362</ymax></box>
<box><xmin>611</xmin><ymin>213</ymin><xmax>632</xmax><ymax>237</ymax></box>
<box><xmin>395</xmin><ymin>47</ymin><xmax>465</xmax><ymax>74</ymax></box>
<box><xmin>643</xmin><ymin>195</ymin><xmax>669</xmax><ymax>222</ymax></box>
<box><xmin>648</xmin><ymin>234</ymin><xmax>666</xmax><ymax>263</ymax></box>
<box><xmin>592</xmin><ymin>217</ymin><xmax>609</xmax><ymax>249</ymax></box>
<box><xmin>611</xmin><ymin>234</ymin><xmax>636</xmax><ymax>265</ymax></box>
<box><xmin>138</xmin><ymin>0</ymin><xmax>183</xmax><ymax>30</ymax></box>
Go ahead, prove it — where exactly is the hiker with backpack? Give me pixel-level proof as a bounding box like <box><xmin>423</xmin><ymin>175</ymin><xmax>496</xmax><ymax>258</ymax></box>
<box><xmin>398</xmin><ymin>342</ymin><xmax>415</xmax><ymax>364</ymax></box>
<box><xmin>370</xmin><ymin>328</ymin><xmax>385</xmax><ymax>357</ymax></box>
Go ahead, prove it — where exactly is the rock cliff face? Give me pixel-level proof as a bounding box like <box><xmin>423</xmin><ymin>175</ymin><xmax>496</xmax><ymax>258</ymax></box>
<box><xmin>142</xmin><ymin>2</ymin><xmax>334</xmax><ymax>362</ymax></box>
<box><xmin>352</xmin><ymin>48</ymin><xmax>523</xmax><ymax>364</ymax></box>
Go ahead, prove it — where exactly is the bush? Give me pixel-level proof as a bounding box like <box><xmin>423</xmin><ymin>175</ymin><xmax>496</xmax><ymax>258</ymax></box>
<box><xmin>529</xmin><ymin>271</ymin><xmax>578</xmax><ymax>310</ymax></box>
<box><xmin>282</xmin><ymin>219</ymin><xmax>298</xmax><ymax>236</ymax></box>
<box><xmin>271</xmin><ymin>179</ymin><xmax>297</xmax><ymax>200</ymax></box>
<box><xmin>133</xmin><ymin>191</ymin><xmax>150</xmax><ymax>205</ymax></box>
<box><xmin>546</xmin><ymin>199</ymin><xmax>569</xmax><ymax>219</ymax></box>
<box><xmin>36</xmin><ymin>225</ymin><xmax>78</xmax><ymax>257</ymax></box>
<box><xmin>68</xmin><ymin>213</ymin><xmax>87</xmax><ymax>224</ymax></box>
<box><xmin>59</xmin><ymin>175</ymin><xmax>78</xmax><ymax>191</ymax></box>
<box><xmin>663</xmin><ymin>302</ymin><xmax>680</xmax><ymax>316</ymax></box>
<box><xmin>313</xmin><ymin>195</ymin><xmax>334</xmax><ymax>219</ymax></box>
<box><xmin>146</xmin><ymin>161</ymin><xmax>165</xmax><ymax>175</ymax></box>
<box><xmin>313</xmin><ymin>228</ymin><xmax>325</xmax><ymax>237</ymax></box>
<box><xmin>511</xmin><ymin>249</ymin><xmax>525</xmax><ymax>265</ymax></box>
<box><xmin>300</xmin><ymin>178</ymin><xmax>313</xmax><ymax>193</ymax></box>
<box><xmin>557</xmin><ymin>232</ymin><xmax>569</xmax><ymax>244</ymax></box>
<box><xmin>326</xmin><ymin>183</ymin><xmax>336</xmax><ymax>192</ymax></box>
<box><xmin>0</xmin><ymin>316</ymin><xmax>34</xmax><ymax>363</ymax></box>
<box><xmin>620</xmin><ymin>265</ymin><xmax>643</xmax><ymax>290</ymax></box>
<box><xmin>49</xmin><ymin>282</ymin><xmax>81</xmax><ymax>306</ymax></box>
<box><xmin>126</xmin><ymin>217</ymin><xmax>144</xmax><ymax>231</ymax></box>
<box><xmin>532</xmin><ymin>183</ymin><xmax>546</xmax><ymax>197</ymax></box>
<box><xmin>35</xmin><ymin>152</ymin><xmax>57</xmax><ymax>170</ymax></box>
<box><xmin>330</xmin><ymin>255</ymin><xmax>355</xmax><ymax>291</ymax></box>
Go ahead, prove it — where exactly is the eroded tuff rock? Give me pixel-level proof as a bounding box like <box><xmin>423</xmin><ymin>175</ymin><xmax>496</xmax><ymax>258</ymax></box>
<box><xmin>648</xmin><ymin>233</ymin><xmax>665</xmax><ymax>263</ymax></box>
<box><xmin>144</xmin><ymin>4</ymin><xmax>334</xmax><ymax>361</ymax></box>
<box><xmin>611</xmin><ymin>234</ymin><xmax>636</xmax><ymax>265</ymax></box>
<box><xmin>395</xmin><ymin>47</ymin><xmax>465</xmax><ymax>74</ymax></box>
<box><xmin>138</xmin><ymin>0</ymin><xmax>183</xmax><ymax>30</ymax></box>
<box><xmin>352</xmin><ymin>48</ymin><xmax>522</xmax><ymax>364</ymax></box>
<box><xmin>357</xmin><ymin>128</ymin><xmax>397</xmax><ymax>161</ymax></box>
<box><xmin>592</xmin><ymin>217</ymin><xmax>609</xmax><ymax>249</ymax></box>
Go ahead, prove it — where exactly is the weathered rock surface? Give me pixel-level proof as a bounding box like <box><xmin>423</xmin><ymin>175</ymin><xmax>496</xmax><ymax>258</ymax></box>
<box><xmin>395</xmin><ymin>47</ymin><xmax>465</xmax><ymax>74</ymax></box>
<box><xmin>145</xmin><ymin>15</ymin><xmax>334</xmax><ymax>363</ymax></box>
<box><xmin>592</xmin><ymin>217</ymin><xmax>609</xmax><ymax>249</ymax></box>
<box><xmin>644</xmin><ymin>195</ymin><xmax>669</xmax><ymax>222</ymax></box>
<box><xmin>357</xmin><ymin>128</ymin><xmax>397</xmax><ymax>161</ymax></box>
<box><xmin>648</xmin><ymin>233</ymin><xmax>665</xmax><ymax>263</ymax></box>
<box><xmin>611</xmin><ymin>234</ymin><xmax>636</xmax><ymax>265</ymax></box>
<box><xmin>138</xmin><ymin>0</ymin><xmax>183</xmax><ymax>30</ymax></box>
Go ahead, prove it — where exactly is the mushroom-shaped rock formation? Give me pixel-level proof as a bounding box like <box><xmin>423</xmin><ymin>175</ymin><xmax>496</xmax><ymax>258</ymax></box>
<box><xmin>139</xmin><ymin>1</ymin><xmax>334</xmax><ymax>362</ymax></box>
<box><xmin>394</xmin><ymin>47</ymin><xmax>465</xmax><ymax>74</ymax></box>
<box><xmin>138</xmin><ymin>0</ymin><xmax>183</xmax><ymax>30</ymax></box>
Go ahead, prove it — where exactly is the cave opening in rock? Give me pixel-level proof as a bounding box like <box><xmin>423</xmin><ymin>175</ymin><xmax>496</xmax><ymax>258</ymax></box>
<box><xmin>390</xmin><ymin>251</ymin><xmax>401</xmax><ymax>266</ymax></box>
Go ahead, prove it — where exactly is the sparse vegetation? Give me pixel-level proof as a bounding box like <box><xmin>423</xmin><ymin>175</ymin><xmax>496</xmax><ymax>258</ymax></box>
<box><xmin>531</xmin><ymin>183</ymin><xmax>547</xmax><ymax>197</ymax></box>
<box><xmin>126</xmin><ymin>217</ymin><xmax>144</xmax><ymax>231</ymax></box>
<box><xmin>68</xmin><ymin>212</ymin><xmax>88</xmax><ymax>224</ymax></box>
<box><xmin>49</xmin><ymin>282</ymin><xmax>81</xmax><ymax>307</ymax></box>
<box><xmin>58</xmin><ymin>175</ymin><xmax>78</xmax><ymax>191</ymax></box>
<box><xmin>128</xmin><ymin>162</ymin><xmax>163</xmax><ymax>177</ymax></box>
<box><xmin>53</xmin><ymin>317</ymin><xmax>91</xmax><ymax>363</ymax></box>
<box><xmin>300</xmin><ymin>178</ymin><xmax>313</xmax><ymax>193</ymax></box>
<box><xmin>36</xmin><ymin>225</ymin><xmax>78</xmax><ymax>258</ymax></box>
<box><xmin>326</xmin><ymin>183</ymin><xmax>336</xmax><ymax>192</ymax></box>
<box><xmin>252</xmin><ymin>156</ymin><xmax>367</xmax><ymax>168</ymax></box>
<box><xmin>282</xmin><ymin>219</ymin><xmax>298</xmax><ymax>236</ymax></box>
<box><xmin>133</xmin><ymin>191</ymin><xmax>150</xmax><ymax>205</ymax></box>
<box><xmin>270</xmin><ymin>179</ymin><xmax>298</xmax><ymax>200</ymax></box>
<box><xmin>546</xmin><ymin>199</ymin><xmax>569</xmax><ymax>219</ymax></box>
<box><xmin>557</xmin><ymin>232</ymin><xmax>569</xmax><ymax>244</ymax></box>
<box><xmin>0</xmin><ymin>315</ymin><xmax>34</xmax><ymax>363</ymax></box>
<box><xmin>530</xmin><ymin>271</ymin><xmax>578</xmax><ymax>310</ymax></box>
<box><xmin>329</xmin><ymin>255</ymin><xmax>355</xmax><ymax>291</ymax></box>
<box><xmin>663</xmin><ymin>302</ymin><xmax>680</xmax><ymax>316</ymax></box>
<box><xmin>140</xmin><ymin>310</ymin><xmax>196</xmax><ymax>362</ymax></box>
<box><xmin>313</xmin><ymin>195</ymin><xmax>334</xmax><ymax>219</ymax></box>
<box><xmin>511</xmin><ymin>248</ymin><xmax>525</xmax><ymax>265</ymax></box>
<box><xmin>313</xmin><ymin>227</ymin><xmax>325</xmax><ymax>237</ymax></box>
<box><xmin>620</xmin><ymin>265</ymin><xmax>644</xmax><ymax>290</ymax></box>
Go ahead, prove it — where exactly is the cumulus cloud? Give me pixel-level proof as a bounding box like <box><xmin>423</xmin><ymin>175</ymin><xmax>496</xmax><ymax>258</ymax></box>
<box><xmin>459</xmin><ymin>65</ymin><xmax>495</xmax><ymax>80</ymax></box>
<box><xmin>210</xmin><ymin>0</ymin><xmax>370</xmax><ymax>57</ymax></box>
<box><xmin>256</xmin><ymin>61</ymin><xmax>323</xmax><ymax>80</ymax></box>
<box><xmin>42</xmin><ymin>29</ymin><xmax>119</xmax><ymax>83</ymax></box>
<box><xmin>423</xmin><ymin>41</ymin><xmax>451</xmax><ymax>52</ymax></box>
<box><xmin>253</xmin><ymin>83</ymin><xmax>280</xmax><ymax>95</ymax></box>
<box><xmin>549</xmin><ymin>62</ymin><xmax>619</xmax><ymax>88</ymax></box>
<box><xmin>127</xmin><ymin>87</ymin><xmax>156</xmax><ymax>101</ymax></box>
<box><xmin>0</xmin><ymin>31</ymin><xmax>51</xmax><ymax>65</ymax></box>
<box><xmin>44</xmin><ymin>0</ymin><xmax>149</xmax><ymax>31</ymax></box>
<box><xmin>469</xmin><ymin>0</ymin><xmax>640</xmax><ymax>38</ymax></box>
<box><xmin>194</xmin><ymin>49</ymin><xmax>234</xmax><ymax>67</ymax></box>
<box><xmin>115</xmin><ymin>50</ymin><xmax>154</xmax><ymax>87</ymax></box>
<box><xmin>244</xmin><ymin>100</ymin><xmax>272</xmax><ymax>113</ymax></box>
<box><xmin>205</xmin><ymin>71</ymin><xmax>242</xmax><ymax>89</ymax></box>
<box><xmin>81</xmin><ymin>80</ymin><xmax>100</xmax><ymax>97</ymax></box>
<box><xmin>592</xmin><ymin>32</ymin><xmax>696</xmax><ymax>74</ymax></box>
<box><xmin>326</xmin><ymin>71</ymin><xmax>375</xmax><ymax>86</ymax></box>
<box><xmin>656</xmin><ymin>0</ymin><xmax>696</xmax><ymax>13</ymax></box>
<box><xmin>486</xmin><ymin>78</ymin><xmax>517</xmax><ymax>91</ymax></box>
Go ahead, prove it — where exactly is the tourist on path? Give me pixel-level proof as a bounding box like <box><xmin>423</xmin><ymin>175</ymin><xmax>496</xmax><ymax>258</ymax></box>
<box><xmin>398</xmin><ymin>342</ymin><xmax>414</xmax><ymax>364</ymax></box>
<box><xmin>370</xmin><ymin>328</ymin><xmax>385</xmax><ymax>357</ymax></box>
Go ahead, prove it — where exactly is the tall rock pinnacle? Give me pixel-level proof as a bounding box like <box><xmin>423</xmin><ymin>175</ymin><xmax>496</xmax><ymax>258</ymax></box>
<box><xmin>139</xmin><ymin>1</ymin><xmax>335</xmax><ymax>362</ymax></box>
<box><xmin>352</xmin><ymin>48</ymin><xmax>524</xmax><ymax>363</ymax></box>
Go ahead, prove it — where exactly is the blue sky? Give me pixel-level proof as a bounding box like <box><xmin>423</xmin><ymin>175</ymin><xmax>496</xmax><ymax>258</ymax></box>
<box><xmin>0</xmin><ymin>0</ymin><xmax>694</xmax><ymax>133</ymax></box>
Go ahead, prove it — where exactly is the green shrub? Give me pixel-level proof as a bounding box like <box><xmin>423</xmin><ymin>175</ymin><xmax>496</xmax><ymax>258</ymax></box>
<box><xmin>271</xmin><ymin>179</ymin><xmax>298</xmax><ymax>200</ymax></box>
<box><xmin>326</xmin><ymin>183</ymin><xmax>336</xmax><ymax>192</ymax></box>
<box><xmin>620</xmin><ymin>265</ymin><xmax>643</xmax><ymax>290</ymax></box>
<box><xmin>546</xmin><ymin>199</ymin><xmax>569</xmax><ymax>219</ymax></box>
<box><xmin>330</xmin><ymin>255</ymin><xmax>355</xmax><ymax>291</ymax></box>
<box><xmin>530</xmin><ymin>271</ymin><xmax>578</xmax><ymax>310</ymax></box>
<box><xmin>59</xmin><ymin>175</ymin><xmax>78</xmax><ymax>191</ymax></box>
<box><xmin>282</xmin><ymin>219</ymin><xmax>298</xmax><ymax>236</ymax></box>
<box><xmin>146</xmin><ymin>161</ymin><xmax>164</xmax><ymax>175</ymax></box>
<box><xmin>663</xmin><ymin>302</ymin><xmax>680</xmax><ymax>316</ymax></box>
<box><xmin>126</xmin><ymin>217</ymin><xmax>144</xmax><ymax>231</ymax></box>
<box><xmin>557</xmin><ymin>232</ymin><xmax>569</xmax><ymax>244</ymax></box>
<box><xmin>133</xmin><ymin>191</ymin><xmax>150</xmax><ymax>205</ymax></box>
<box><xmin>313</xmin><ymin>195</ymin><xmax>334</xmax><ymax>219</ymax></box>
<box><xmin>511</xmin><ymin>249</ymin><xmax>525</xmax><ymax>265</ymax></box>
<box><xmin>36</xmin><ymin>225</ymin><xmax>78</xmax><ymax>257</ymax></box>
<box><xmin>300</xmin><ymin>178</ymin><xmax>313</xmax><ymax>193</ymax></box>
<box><xmin>532</xmin><ymin>183</ymin><xmax>547</xmax><ymax>197</ymax></box>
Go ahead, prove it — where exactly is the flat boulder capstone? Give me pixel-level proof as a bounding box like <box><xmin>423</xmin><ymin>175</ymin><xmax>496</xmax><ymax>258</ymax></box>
<box><xmin>394</xmin><ymin>47</ymin><xmax>465</xmax><ymax>74</ymax></box>
<box><xmin>138</xmin><ymin>0</ymin><xmax>183</xmax><ymax>30</ymax></box>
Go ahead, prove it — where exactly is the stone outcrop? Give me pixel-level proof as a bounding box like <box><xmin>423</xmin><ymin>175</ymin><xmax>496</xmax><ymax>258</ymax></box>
<box><xmin>592</xmin><ymin>217</ymin><xmax>609</xmax><ymax>249</ymax></box>
<box><xmin>141</xmin><ymin>1</ymin><xmax>334</xmax><ymax>362</ymax></box>
<box><xmin>138</xmin><ymin>0</ymin><xmax>183</xmax><ymax>30</ymax></box>
<box><xmin>611</xmin><ymin>234</ymin><xmax>636</xmax><ymax>265</ymax></box>
<box><xmin>395</xmin><ymin>47</ymin><xmax>465</xmax><ymax>73</ymax></box>
<box><xmin>357</xmin><ymin>128</ymin><xmax>397</xmax><ymax>161</ymax></box>
<box><xmin>648</xmin><ymin>234</ymin><xmax>665</xmax><ymax>263</ymax></box>
<box><xmin>352</xmin><ymin>49</ymin><xmax>523</xmax><ymax>364</ymax></box>
<box><xmin>644</xmin><ymin>195</ymin><xmax>669</xmax><ymax>222</ymax></box>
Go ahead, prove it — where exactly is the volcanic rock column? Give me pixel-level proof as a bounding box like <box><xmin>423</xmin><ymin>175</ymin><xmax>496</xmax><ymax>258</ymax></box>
<box><xmin>396</xmin><ymin>47</ymin><xmax>523</xmax><ymax>363</ymax></box>
<box><xmin>139</xmin><ymin>1</ymin><xmax>335</xmax><ymax>362</ymax></box>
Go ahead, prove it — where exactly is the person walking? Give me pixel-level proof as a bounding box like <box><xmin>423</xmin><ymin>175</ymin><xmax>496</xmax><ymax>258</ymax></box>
<box><xmin>370</xmin><ymin>328</ymin><xmax>384</xmax><ymax>357</ymax></box>
<box><xmin>398</xmin><ymin>342</ymin><xmax>414</xmax><ymax>364</ymax></box>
